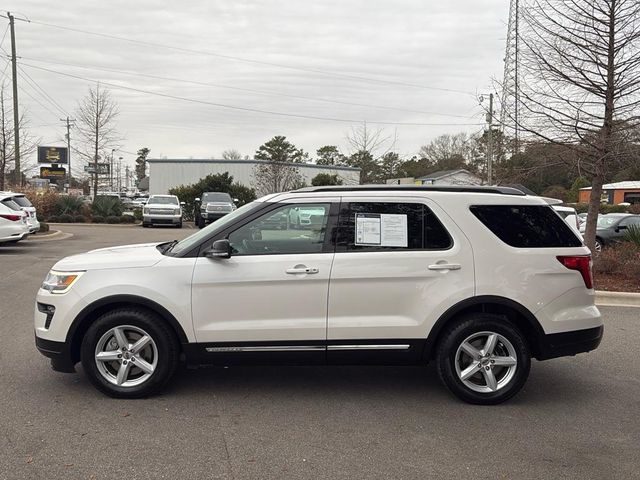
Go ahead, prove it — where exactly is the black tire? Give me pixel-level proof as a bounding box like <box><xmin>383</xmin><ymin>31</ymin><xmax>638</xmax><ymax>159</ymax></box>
<box><xmin>594</xmin><ymin>237</ymin><xmax>603</xmax><ymax>253</ymax></box>
<box><xmin>142</xmin><ymin>222</ymin><xmax>150</xmax><ymax>228</ymax></box>
<box><xmin>177</xmin><ymin>221</ymin><xmax>182</xmax><ymax>228</ymax></box>
<box><xmin>80</xmin><ymin>308</ymin><xmax>179</xmax><ymax>398</ymax></box>
<box><xmin>436</xmin><ymin>314</ymin><xmax>530</xmax><ymax>405</ymax></box>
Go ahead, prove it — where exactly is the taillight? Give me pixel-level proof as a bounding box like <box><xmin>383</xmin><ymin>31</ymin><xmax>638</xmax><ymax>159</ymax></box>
<box><xmin>557</xmin><ymin>255</ymin><xmax>593</xmax><ymax>289</ymax></box>
<box><xmin>0</xmin><ymin>213</ymin><xmax>22</xmax><ymax>221</ymax></box>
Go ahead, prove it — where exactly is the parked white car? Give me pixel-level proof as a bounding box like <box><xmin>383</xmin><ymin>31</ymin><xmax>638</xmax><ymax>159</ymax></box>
<box><xmin>35</xmin><ymin>185</ymin><xmax>602</xmax><ymax>404</ymax></box>
<box><xmin>553</xmin><ymin>205</ymin><xmax>582</xmax><ymax>238</ymax></box>
<box><xmin>1</xmin><ymin>192</ymin><xmax>40</xmax><ymax>233</ymax></box>
<box><xmin>142</xmin><ymin>195</ymin><xmax>183</xmax><ymax>228</ymax></box>
<box><xmin>0</xmin><ymin>198</ymin><xmax>29</xmax><ymax>244</ymax></box>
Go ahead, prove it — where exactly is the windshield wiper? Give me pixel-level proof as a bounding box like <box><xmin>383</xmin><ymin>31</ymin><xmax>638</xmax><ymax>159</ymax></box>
<box><xmin>157</xmin><ymin>239</ymin><xmax>179</xmax><ymax>254</ymax></box>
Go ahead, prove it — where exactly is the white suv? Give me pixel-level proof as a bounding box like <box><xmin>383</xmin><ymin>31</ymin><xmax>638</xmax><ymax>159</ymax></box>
<box><xmin>35</xmin><ymin>186</ymin><xmax>603</xmax><ymax>404</ymax></box>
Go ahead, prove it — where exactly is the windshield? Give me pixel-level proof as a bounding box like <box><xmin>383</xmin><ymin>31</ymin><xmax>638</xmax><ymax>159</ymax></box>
<box><xmin>149</xmin><ymin>196</ymin><xmax>179</xmax><ymax>205</ymax></box>
<box><xmin>168</xmin><ymin>201</ymin><xmax>263</xmax><ymax>255</ymax></box>
<box><xmin>202</xmin><ymin>193</ymin><xmax>232</xmax><ymax>203</ymax></box>
<box><xmin>12</xmin><ymin>196</ymin><xmax>32</xmax><ymax>207</ymax></box>
<box><xmin>597</xmin><ymin>215</ymin><xmax>626</xmax><ymax>228</ymax></box>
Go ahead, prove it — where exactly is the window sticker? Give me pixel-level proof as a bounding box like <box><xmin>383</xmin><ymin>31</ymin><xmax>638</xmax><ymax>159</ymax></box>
<box><xmin>355</xmin><ymin>213</ymin><xmax>408</xmax><ymax>247</ymax></box>
<box><xmin>355</xmin><ymin>213</ymin><xmax>381</xmax><ymax>245</ymax></box>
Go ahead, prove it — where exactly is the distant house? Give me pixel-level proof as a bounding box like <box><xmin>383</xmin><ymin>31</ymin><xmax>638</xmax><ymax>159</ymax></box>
<box><xmin>417</xmin><ymin>169</ymin><xmax>483</xmax><ymax>186</ymax></box>
<box><xmin>579</xmin><ymin>181</ymin><xmax>640</xmax><ymax>204</ymax></box>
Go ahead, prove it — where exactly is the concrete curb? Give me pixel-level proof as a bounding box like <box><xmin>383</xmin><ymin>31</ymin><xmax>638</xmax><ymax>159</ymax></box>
<box><xmin>595</xmin><ymin>290</ymin><xmax>640</xmax><ymax>308</ymax></box>
<box><xmin>26</xmin><ymin>230</ymin><xmax>74</xmax><ymax>242</ymax></box>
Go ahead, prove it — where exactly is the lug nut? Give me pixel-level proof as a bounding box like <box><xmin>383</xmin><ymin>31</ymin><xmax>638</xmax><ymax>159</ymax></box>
<box><xmin>117</xmin><ymin>354</ymin><xmax>122</xmax><ymax>359</ymax></box>
<box><xmin>123</xmin><ymin>360</ymin><xmax>128</xmax><ymax>365</ymax></box>
<box><xmin>131</xmin><ymin>357</ymin><xmax>135</xmax><ymax>362</ymax></box>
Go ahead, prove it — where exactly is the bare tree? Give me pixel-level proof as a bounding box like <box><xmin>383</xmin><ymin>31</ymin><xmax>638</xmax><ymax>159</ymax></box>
<box><xmin>344</xmin><ymin>122</ymin><xmax>395</xmax><ymax>183</ymax></box>
<box><xmin>0</xmin><ymin>82</ymin><xmax>38</xmax><ymax>189</ymax></box>
<box><xmin>221</xmin><ymin>149</ymin><xmax>243</xmax><ymax>160</ymax></box>
<box><xmin>74</xmin><ymin>84</ymin><xmax>120</xmax><ymax>196</ymax></box>
<box><xmin>517</xmin><ymin>0</ymin><xmax>640</xmax><ymax>250</ymax></box>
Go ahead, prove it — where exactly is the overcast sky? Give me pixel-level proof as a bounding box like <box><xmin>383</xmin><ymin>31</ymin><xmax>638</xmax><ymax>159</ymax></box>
<box><xmin>5</xmin><ymin>0</ymin><xmax>508</xmax><ymax>175</ymax></box>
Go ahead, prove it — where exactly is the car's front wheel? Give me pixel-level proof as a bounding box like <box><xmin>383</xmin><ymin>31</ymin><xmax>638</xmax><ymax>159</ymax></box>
<box><xmin>436</xmin><ymin>314</ymin><xmax>530</xmax><ymax>405</ymax></box>
<box><xmin>81</xmin><ymin>308</ymin><xmax>179</xmax><ymax>398</ymax></box>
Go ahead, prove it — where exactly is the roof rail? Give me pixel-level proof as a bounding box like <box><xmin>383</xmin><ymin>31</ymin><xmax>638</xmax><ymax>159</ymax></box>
<box><xmin>295</xmin><ymin>185</ymin><xmax>527</xmax><ymax>196</ymax></box>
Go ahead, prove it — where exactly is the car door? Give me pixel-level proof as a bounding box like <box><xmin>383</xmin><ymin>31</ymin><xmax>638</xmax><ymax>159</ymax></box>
<box><xmin>617</xmin><ymin>216</ymin><xmax>640</xmax><ymax>241</ymax></box>
<box><xmin>191</xmin><ymin>198</ymin><xmax>339</xmax><ymax>361</ymax></box>
<box><xmin>326</xmin><ymin>197</ymin><xmax>474</xmax><ymax>364</ymax></box>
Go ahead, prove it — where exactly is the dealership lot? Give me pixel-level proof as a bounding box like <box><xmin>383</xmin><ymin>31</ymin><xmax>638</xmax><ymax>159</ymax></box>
<box><xmin>1</xmin><ymin>225</ymin><xmax>639</xmax><ymax>479</ymax></box>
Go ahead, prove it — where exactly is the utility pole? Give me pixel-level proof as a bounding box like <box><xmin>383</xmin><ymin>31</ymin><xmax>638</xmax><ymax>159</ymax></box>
<box><xmin>487</xmin><ymin>93</ymin><xmax>494</xmax><ymax>185</ymax></box>
<box><xmin>61</xmin><ymin>117</ymin><xmax>76</xmax><ymax>191</ymax></box>
<box><xmin>8</xmin><ymin>12</ymin><xmax>20</xmax><ymax>186</ymax></box>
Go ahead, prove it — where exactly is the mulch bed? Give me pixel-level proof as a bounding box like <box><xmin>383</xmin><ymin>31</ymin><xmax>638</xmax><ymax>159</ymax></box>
<box><xmin>594</xmin><ymin>273</ymin><xmax>640</xmax><ymax>293</ymax></box>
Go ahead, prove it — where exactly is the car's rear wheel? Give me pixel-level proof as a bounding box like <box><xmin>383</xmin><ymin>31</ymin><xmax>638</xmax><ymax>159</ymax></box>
<box><xmin>81</xmin><ymin>308</ymin><xmax>179</xmax><ymax>398</ymax></box>
<box><xmin>436</xmin><ymin>314</ymin><xmax>530</xmax><ymax>405</ymax></box>
<box><xmin>594</xmin><ymin>238</ymin><xmax>603</xmax><ymax>253</ymax></box>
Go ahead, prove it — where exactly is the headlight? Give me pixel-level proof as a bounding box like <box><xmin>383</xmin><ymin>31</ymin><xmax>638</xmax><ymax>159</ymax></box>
<box><xmin>175</xmin><ymin>208</ymin><xmax>181</xmax><ymax>215</ymax></box>
<box><xmin>41</xmin><ymin>271</ymin><xmax>84</xmax><ymax>294</ymax></box>
<box><xmin>143</xmin><ymin>207</ymin><xmax>150</xmax><ymax>214</ymax></box>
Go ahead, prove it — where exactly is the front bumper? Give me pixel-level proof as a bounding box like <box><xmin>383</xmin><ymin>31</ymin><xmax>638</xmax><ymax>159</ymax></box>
<box><xmin>536</xmin><ymin>325</ymin><xmax>603</xmax><ymax>360</ymax></box>
<box><xmin>201</xmin><ymin>211</ymin><xmax>230</xmax><ymax>221</ymax></box>
<box><xmin>35</xmin><ymin>335</ymin><xmax>76</xmax><ymax>373</ymax></box>
<box><xmin>143</xmin><ymin>214</ymin><xmax>181</xmax><ymax>225</ymax></box>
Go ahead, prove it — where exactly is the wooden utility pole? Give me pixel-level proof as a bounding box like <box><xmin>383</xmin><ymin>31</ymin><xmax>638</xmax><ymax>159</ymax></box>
<box><xmin>61</xmin><ymin>117</ymin><xmax>76</xmax><ymax>190</ymax></box>
<box><xmin>7</xmin><ymin>12</ymin><xmax>20</xmax><ymax>185</ymax></box>
<box><xmin>487</xmin><ymin>93</ymin><xmax>494</xmax><ymax>185</ymax></box>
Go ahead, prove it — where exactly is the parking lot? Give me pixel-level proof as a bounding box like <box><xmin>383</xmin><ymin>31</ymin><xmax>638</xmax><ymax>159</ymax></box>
<box><xmin>0</xmin><ymin>224</ymin><xmax>638</xmax><ymax>479</ymax></box>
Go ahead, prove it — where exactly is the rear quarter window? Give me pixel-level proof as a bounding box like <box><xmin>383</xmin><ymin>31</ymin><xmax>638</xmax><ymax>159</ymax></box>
<box><xmin>471</xmin><ymin>205</ymin><xmax>582</xmax><ymax>248</ymax></box>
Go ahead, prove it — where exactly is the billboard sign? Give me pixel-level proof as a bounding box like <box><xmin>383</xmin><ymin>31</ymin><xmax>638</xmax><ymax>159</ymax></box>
<box><xmin>40</xmin><ymin>167</ymin><xmax>66</xmax><ymax>179</ymax></box>
<box><xmin>84</xmin><ymin>163</ymin><xmax>110</xmax><ymax>175</ymax></box>
<box><xmin>38</xmin><ymin>146</ymin><xmax>68</xmax><ymax>164</ymax></box>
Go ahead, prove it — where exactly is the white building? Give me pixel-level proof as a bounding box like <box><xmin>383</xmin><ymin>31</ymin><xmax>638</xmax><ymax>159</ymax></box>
<box><xmin>385</xmin><ymin>169</ymin><xmax>484</xmax><ymax>186</ymax></box>
<box><xmin>147</xmin><ymin>158</ymin><xmax>360</xmax><ymax>195</ymax></box>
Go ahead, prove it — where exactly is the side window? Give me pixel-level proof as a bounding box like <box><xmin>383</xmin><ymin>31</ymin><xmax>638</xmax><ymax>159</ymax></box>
<box><xmin>620</xmin><ymin>217</ymin><xmax>640</xmax><ymax>227</ymax></box>
<box><xmin>228</xmin><ymin>203</ymin><xmax>331</xmax><ymax>255</ymax></box>
<box><xmin>336</xmin><ymin>202</ymin><xmax>452</xmax><ymax>251</ymax></box>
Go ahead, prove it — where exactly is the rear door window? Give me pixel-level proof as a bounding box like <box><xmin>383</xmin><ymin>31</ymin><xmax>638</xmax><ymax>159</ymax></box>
<box><xmin>336</xmin><ymin>202</ymin><xmax>452</xmax><ymax>251</ymax></box>
<box><xmin>471</xmin><ymin>205</ymin><xmax>582</xmax><ymax>248</ymax></box>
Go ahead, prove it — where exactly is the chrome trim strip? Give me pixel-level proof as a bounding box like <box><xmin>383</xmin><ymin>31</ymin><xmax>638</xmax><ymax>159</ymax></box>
<box><xmin>327</xmin><ymin>344</ymin><xmax>410</xmax><ymax>351</ymax></box>
<box><xmin>205</xmin><ymin>345</ymin><xmax>325</xmax><ymax>353</ymax></box>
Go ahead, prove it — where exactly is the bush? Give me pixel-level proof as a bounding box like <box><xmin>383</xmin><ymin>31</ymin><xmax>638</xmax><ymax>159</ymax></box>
<box><xmin>58</xmin><ymin>214</ymin><xmax>75</xmax><ymax>223</ymax></box>
<box><xmin>169</xmin><ymin>172</ymin><xmax>256</xmax><ymax>221</ymax></box>
<box><xmin>593</xmin><ymin>242</ymin><xmax>640</xmax><ymax>280</ymax></box>
<box><xmin>573</xmin><ymin>203</ymin><xmax>629</xmax><ymax>214</ymax></box>
<box><xmin>74</xmin><ymin>215</ymin><xmax>86</xmax><ymax>223</ymax></box>
<box><xmin>629</xmin><ymin>204</ymin><xmax>640</xmax><ymax>215</ymax></box>
<box><xmin>106</xmin><ymin>215</ymin><xmax>122</xmax><ymax>224</ymax></box>
<box><xmin>47</xmin><ymin>215</ymin><xmax>60</xmax><ymax>223</ymax></box>
<box><xmin>92</xmin><ymin>196</ymin><xmax>123</xmax><ymax>217</ymax></box>
<box><xmin>11</xmin><ymin>187</ymin><xmax>59</xmax><ymax>221</ymax></box>
<box><xmin>133</xmin><ymin>209</ymin><xmax>143</xmax><ymax>221</ymax></box>
<box><xmin>91</xmin><ymin>215</ymin><xmax>105</xmax><ymax>223</ymax></box>
<box><xmin>120</xmin><ymin>215</ymin><xmax>135</xmax><ymax>224</ymax></box>
<box><xmin>311</xmin><ymin>173</ymin><xmax>343</xmax><ymax>186</ymax></box>
<box><xmin>55</xmin><ymin>195</ymin><xmax>84</xmax><ymax>216</ymax></box>
<box><xmin>624</xmin><ymin>225</ymin><xmax>640</xmax><ymax>247</ymax></box>
<box><xmin>39</xmin><ymin>222</ymin><xmax>50</xmax><ymax>233</ymax></box>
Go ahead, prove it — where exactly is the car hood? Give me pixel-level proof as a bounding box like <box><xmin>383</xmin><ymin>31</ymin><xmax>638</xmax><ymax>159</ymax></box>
<box><xmin>53</xmin><ymin>243</ymin><xmax>165</xmax><ymax>271</ymax></box>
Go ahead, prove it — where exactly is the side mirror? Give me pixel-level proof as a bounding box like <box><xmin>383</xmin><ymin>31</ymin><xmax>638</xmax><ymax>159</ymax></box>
<box><xmin>233</xmin><ymin>198</ymin><xmax>239</xmax><ymax>202</ymax></box>
<box><xmin>180</xmin><ymin>201</ymin><xmax>186</xmax><ymax>206</ymax></box>
<box><xmin>616</xmin><ymin>225</ymin><xmax>627</xmax><ymax>232</ymax></box>
<box><xmin>195</xmin><ymin>197</ymin><xmax>200</xmax><ymax>202</ymax></box>
<box><xmin>204</xmin><ymin>239</ymin><xmax>232</xmax><ymax>259</ymax></box>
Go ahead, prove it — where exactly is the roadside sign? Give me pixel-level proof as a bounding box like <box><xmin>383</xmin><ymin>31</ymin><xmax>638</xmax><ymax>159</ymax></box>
<box><xmin>84</xmin><ymin>163</ymin><xmax>110</xmax><ymax>175</ymax></box>
<box><xmin>40</xmin><ymin>166</ymin><xmax>66</xmax><ymax>179</ymax></box>
<box><xmin>38</xmin><ymin>146</ymin><xmax>68</xmax><ymax>164</ymax></box>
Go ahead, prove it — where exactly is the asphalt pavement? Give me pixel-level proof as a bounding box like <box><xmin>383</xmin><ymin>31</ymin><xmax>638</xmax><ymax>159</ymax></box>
<box><xmin>0</xmin><ymin>224</ymin><xmax>639</xmax><ymax>480</ymax></box>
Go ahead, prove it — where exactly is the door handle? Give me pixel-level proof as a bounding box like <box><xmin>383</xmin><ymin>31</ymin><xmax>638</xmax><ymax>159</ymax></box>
<box><xmin>286</xmin><ymin>266</ymin><xmax>319</xmax><ymax>274</ymax></box>
<box><xmin>428</xmin><ymin>263</ymin><xmax>461</xmax><ymax>271</ymax></box>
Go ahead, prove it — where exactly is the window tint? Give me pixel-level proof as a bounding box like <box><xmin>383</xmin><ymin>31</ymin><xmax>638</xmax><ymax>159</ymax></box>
<box><xmin>228</xmin><ymin>203</ymin><xmax>330</xmax><ymax>255</ymax></box>
<box><xmin>149</xmin><ymin>196</ymin><xmax>179</xmax><ymax>205</ymax></box>
<box><xmin>1</xmin><ymin>199</ymin><xmax>21</xmax><ymax>210</ymax></box>
<box><xmin>202</xmin><ymin>193</ymin><xmax>232</xmax><ymax>203</ymax></box>
<box><xmin>619</xmin><ymin>216</ymin><xmax>640</xmax><ymax>227</ymax></box>
<box><xmin>471</xmin><ymin>205</ymin><xmax>582</xmax><ymax>248</ymax></box>
<box><xmin>336</xmin><ymin>202</ymin><xmax>452</xmax><ymax>251</ymax></box>
<box><xmin>12</xmin><ymin>196</ymin><xmax>32</xmax><ymax>207</ymax></box>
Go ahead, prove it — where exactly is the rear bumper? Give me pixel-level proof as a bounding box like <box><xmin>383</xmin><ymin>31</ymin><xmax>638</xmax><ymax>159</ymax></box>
<box><xmin>35</xmin><ymin>335</ymin><xmax>76</xmax><ymax>373</ymax></box>
<box><xmin>536</xmin><ymin>325</ymin><xmax>603</xmax><ymax>360</ymax></box>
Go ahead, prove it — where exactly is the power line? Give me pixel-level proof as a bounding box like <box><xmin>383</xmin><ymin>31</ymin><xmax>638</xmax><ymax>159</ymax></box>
<box><xmin>19</xmin><ymin>61</ymin><xmax>484</xmax><ymax>127</ymax></box>
<box><xmin>17</xmin><ymin>56</ymin><xmax>477</xmax><ymax>119</ymax></box>
<box><xmin>26</xmin><ymin>18</ymin><xmax>477</xmax><ymax>96</ymax></box>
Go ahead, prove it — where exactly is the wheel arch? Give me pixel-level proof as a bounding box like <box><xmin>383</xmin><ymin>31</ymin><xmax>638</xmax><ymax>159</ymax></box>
<box><xmin>66</xmin><ymin>295</ymin><xmax>189</xmax><ymax>364</ymax></box>
<box><xmin>423</xmin><ymin>296</ymin><xmax>546</xmax><ymax>361</ymax></box>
